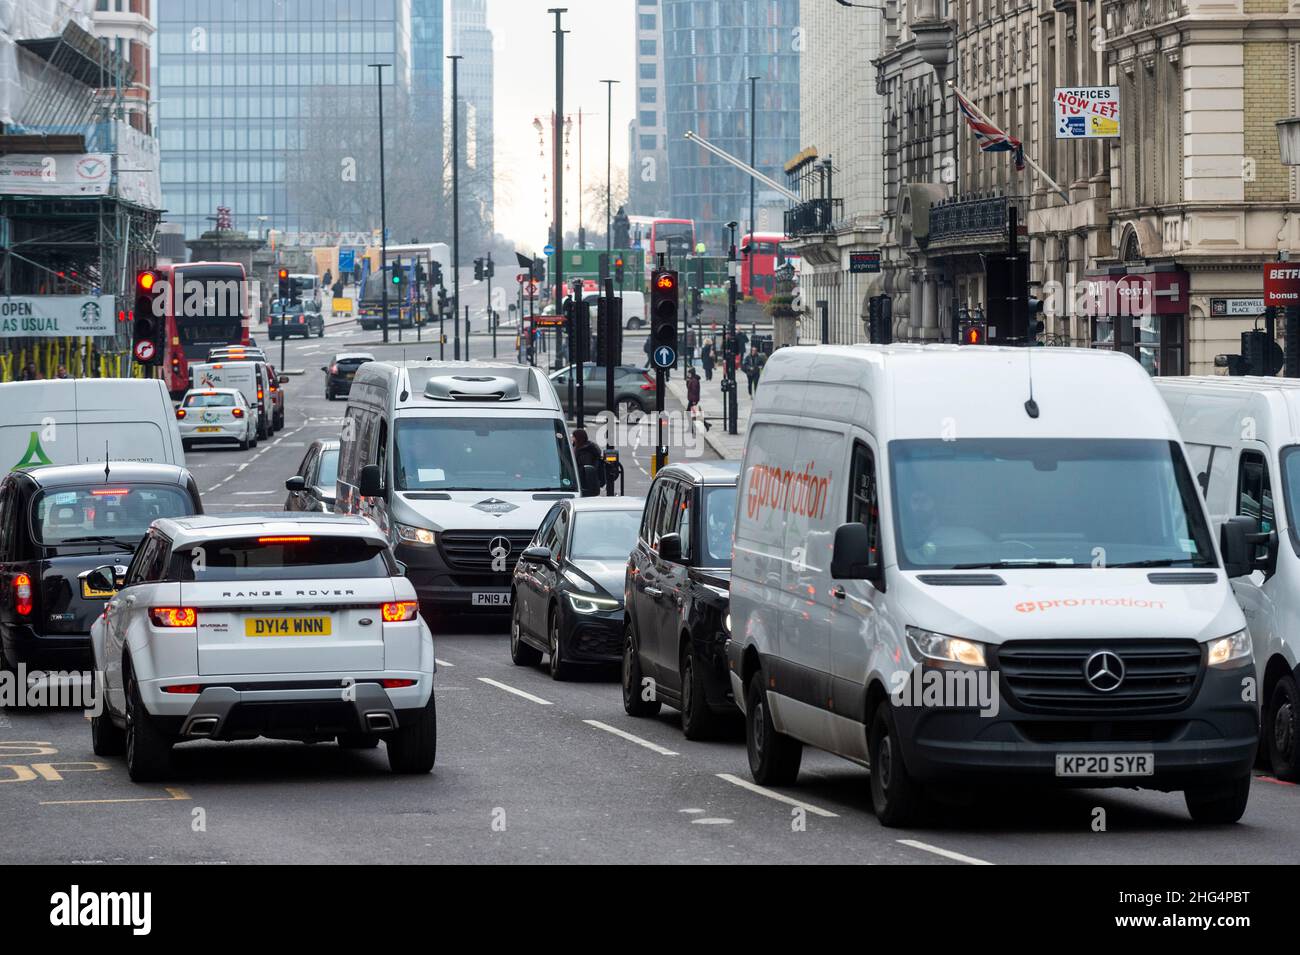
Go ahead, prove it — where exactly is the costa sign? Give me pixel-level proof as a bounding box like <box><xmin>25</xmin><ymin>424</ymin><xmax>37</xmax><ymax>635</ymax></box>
<box><xmin>1264</xmin><ymin>263</ymin><xmax>1300</xmax><ymax>307</ymax></box>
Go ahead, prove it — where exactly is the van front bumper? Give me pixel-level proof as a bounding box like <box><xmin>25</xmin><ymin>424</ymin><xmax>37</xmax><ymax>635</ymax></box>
<box><xmin>396</xmin><ymin>541</ymin><xmax>514</xmax><ymax>620</ymax></box>
<box><xmin>893</xmin><ymin>663</ymin><xmax>1259</xmax><ymax>791</ymax></box>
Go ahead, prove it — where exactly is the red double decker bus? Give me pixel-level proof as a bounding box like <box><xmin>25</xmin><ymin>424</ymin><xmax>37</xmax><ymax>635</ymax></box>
<box><xmin>150</xmin><ymin>262</ymin><xmax>250</xmax><ymax>397</ymax></box>
<box><xmin>739</xmin><ymin>232</ymin><xmax>797</xmax><ymax>304</ymax></box>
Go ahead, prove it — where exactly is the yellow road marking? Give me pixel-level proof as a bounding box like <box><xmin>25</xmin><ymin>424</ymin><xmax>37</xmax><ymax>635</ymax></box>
<box><xmin>41</xmin><ymin>787</ymin><xmax>191</xmax><ymax>806</ymax></box>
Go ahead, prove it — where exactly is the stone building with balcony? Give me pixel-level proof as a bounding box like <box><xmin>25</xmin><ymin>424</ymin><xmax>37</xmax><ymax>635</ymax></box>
<box><xmin>785</xmin><ymin>0</ymin><xmax>885</xmax><ymax>345</ymax></box>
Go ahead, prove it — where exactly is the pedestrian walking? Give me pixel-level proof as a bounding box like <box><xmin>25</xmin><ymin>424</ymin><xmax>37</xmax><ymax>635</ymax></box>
<box><xmin>742</xmin><ymin>346</ymin><xmax>765</xmax><ymax>397</ymax></box>
<box><xmin>572</xmin><ymin>428</ymin><xmax>606</xmax><ymax>497</ymax></box>
<box><xmin>700</xmin><ymin>341</ymin><xmax>715</xmax><ymax>381</ymax></box>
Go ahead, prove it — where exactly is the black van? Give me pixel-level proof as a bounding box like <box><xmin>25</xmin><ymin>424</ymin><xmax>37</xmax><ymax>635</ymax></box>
<box><xmin>0</xmin><ymin>463</ymin><xmax>202</xmax><ymax>672</ymax></box>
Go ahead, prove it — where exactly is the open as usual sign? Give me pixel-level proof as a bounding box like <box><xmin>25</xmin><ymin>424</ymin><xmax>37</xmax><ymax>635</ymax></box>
<box><xmin>1054</xmin><ymin>86</ymin><xmax>1120</xmax><ymax>139</ymax></box>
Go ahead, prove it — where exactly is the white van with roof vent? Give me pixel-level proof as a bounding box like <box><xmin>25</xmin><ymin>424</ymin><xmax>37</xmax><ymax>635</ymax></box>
<box><xmin>1155</xmin><ymin>374</ymin><xmax>1300</xmax><ymax>781</ymax></box>
<box><xmin>727</xmin><ymin>344</ymin><xmax>1259</xmax><ymax>826</ymax></box>
<box><xmin>338</xmin><ymin>361</ymin><xmax>582</xmax><ymax>622</ymax></box>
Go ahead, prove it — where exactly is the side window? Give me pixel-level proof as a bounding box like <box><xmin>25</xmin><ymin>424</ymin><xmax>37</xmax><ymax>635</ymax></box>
<box><xmin>340</xmin><ymin>408</ymin><xmax>361</xmax><ymax>483</ymax></box>
<box><xmin>676</xmin><ymin>485</ymin><xmax>693</xmax><ymax>559</ymax></box>
<box><xmin>533</xmin><ymin>503</ymin><xmax>562</xmax><ymax>548</ymax></box>
<box><xmin>1238</xmin><ymin>450</ymin><xmax>1274</xmax><ymax>531</ymax></box>
<box><xmin>849</xmin><ymin>442</ymin><xmax>880</xmax><ymax>559</ymax></box>
<box><xmin>654</xmin><ymin>481</ymin><xmax>680</xmax><ymax>546</ymax></box>
<box><xmin>0</xmin><ymin>480</ymin><xmax>11</xmax><ymax>562</ymax></box>
<box><xmin>642</xmin><ymin>480</ymin><xmax>666</xmax><ymax>543</ymax></box>
<box><xmin>144</xmin><ymin>536</ymin><xmax>172</xmax><ymax>582</ymax></box>
<box><xmin>548</xmin><ymin>508</ymin><xmax>570</xmax><ymax>558</ymax></box>
<box><xmin>298</xmin><ymin>447</ymin><xmax>317</xmax><ymax>483</ymax></box>
<box><xmin>124</xmin><ymin>534</ymin><xmax>158</xmax><ymax>586</ymax></box>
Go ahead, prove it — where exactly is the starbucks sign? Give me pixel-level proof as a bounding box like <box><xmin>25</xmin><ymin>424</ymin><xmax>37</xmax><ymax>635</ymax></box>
<box><xmin>0</xmin><ymin>295</ymin><xmax>117</xmax><ymax>337</ymax></box>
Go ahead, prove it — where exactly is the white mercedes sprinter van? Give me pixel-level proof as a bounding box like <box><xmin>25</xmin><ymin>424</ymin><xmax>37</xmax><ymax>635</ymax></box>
<box><xmin>338</xmin><ymin>361</ymin><xmax>580</xmax><ymax>622</ymax></box>
<box><xmin>1156</xmin><ymin>375</ymin><xmax>1299</xmax><ymax>780</ymax></box>
<box><xmin>727</xmin><ymin>344</ymin><xmax>1259</xmax><ymax>826</ymax></box>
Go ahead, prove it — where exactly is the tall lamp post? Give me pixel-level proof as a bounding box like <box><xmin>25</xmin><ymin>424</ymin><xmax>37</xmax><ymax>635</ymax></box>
<box><xmin>448</xmin><ymin>54</ymin><xmax>463</xmax><ymax>359</ymax></box>
<box><xmin>747</xmin><ymin>75</ymin><xmax>758</xmax><ymax>301</ymax></box>
<box><xmin>369</xmin><ymin>62</ymin><xmax>391</xmax><ymax>344</ymax></box>
<box><xmin>549</xmin><ymin>8</ymin><xmax>568</xmax><ymax>388</ymax></box>
<box><xmin>601</xmin><ymin>80</ymin><xmax>618</xmax><ymax>259</ymax></box>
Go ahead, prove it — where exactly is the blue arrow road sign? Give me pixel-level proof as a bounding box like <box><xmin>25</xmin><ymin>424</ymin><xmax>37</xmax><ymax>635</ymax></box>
<box><xmin>653</xmin><ymin>345</ymin><xmax>676</xmax><ymax>369</ymax></box>
<box><xmin>543</xmin><ymin>244</ymin><xmax>556</xmax><ymax>256</ymax></box>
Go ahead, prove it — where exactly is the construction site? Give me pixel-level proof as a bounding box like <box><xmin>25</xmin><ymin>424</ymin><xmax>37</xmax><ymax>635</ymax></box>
<box><xmin>0</xmin><ymin>1</ymin><xmax>160</xmax><ymax>381</ymax></box>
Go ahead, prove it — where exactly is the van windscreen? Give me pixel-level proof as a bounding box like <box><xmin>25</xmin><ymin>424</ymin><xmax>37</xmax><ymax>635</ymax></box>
<box><xmin>888</xmin><ymin>438</ymin><xmax>1216</xmax><ymax>570</ymax></box>
<box><xmin>393</xmin><ymin>417</ymin><xmax>577</xmax><ymax>492</ymax></box>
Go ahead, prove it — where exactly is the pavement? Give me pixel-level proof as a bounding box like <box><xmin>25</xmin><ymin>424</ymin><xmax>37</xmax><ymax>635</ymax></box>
<box><xmin>7</xmin><ymin>319</ymin><xmax>1300</xmax><ymax>864</ymax></box>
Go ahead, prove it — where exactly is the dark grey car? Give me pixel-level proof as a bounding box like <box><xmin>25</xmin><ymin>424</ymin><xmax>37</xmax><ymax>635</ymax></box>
<box><xmin>284</xmin><ymin>439</ymin><xmax>340</xmax><ymax>512</ymax></box>
<box><xmin>549</xmin><ymin>363</ymin><xmax>654</xmax><ymax>416</ymax></box>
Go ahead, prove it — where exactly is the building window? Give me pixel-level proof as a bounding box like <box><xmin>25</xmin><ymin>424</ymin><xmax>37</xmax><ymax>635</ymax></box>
<box><xmin>639</xmin><ymin>62</ymin><xmax>656</xmax><ymax>79</ymax></box>
<box><xmin>639</xmin><ymin>135</ymin><xmax>657</xmax><ymax>150</ymax></box>
<box><xmin>639</xmin><ymin>13</ymin><xmax>656</xmax><ymax>30</ymax></box>
<box><xmin>639</xmin><ymin>39</ymin><xmax>657</xmax><ymax>56</ymax></box>
<box><xmin>639</xmin><ymin>87</ymin><xmax>657</xmax><ymax>103</ymax></box>
<box><xmin>639</xmin><ymin>109</ymin><xmax>657</xmax><ymax>128</ymax></box>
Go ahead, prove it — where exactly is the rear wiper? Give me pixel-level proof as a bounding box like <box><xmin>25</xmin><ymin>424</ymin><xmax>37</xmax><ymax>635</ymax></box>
<box><xmin>1104</xmin><ymin>558</ymin><xmax>1210</xmax><ymax>569</ymax></box>
<box><xmin>54</xmin><ymin>535</ymin><xmax>135</xmax><ymax>548</ymax></box>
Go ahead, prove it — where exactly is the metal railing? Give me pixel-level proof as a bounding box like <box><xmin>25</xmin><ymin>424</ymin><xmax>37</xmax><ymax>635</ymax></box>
<box><xmin>928</xmin><ymin>194</ymin><xmax>1028</xmax><ymax>243</ymax></box>
<box><xmin>784</xmin><ymin>197</ymin><xmax>844</xmax><ymax>237</ymax></box>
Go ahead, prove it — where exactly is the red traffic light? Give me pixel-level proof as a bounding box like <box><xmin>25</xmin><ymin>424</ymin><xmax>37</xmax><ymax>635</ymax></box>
<box><xmin>614</xmin><ymin>257</ymin><xmax>624</xmax><ymax>268</ymax></box>
<box><xmin>656</xmin><ymin>273</ymin><xmax>676</xmax><ymax>290</ymax></box>
<box><xmin>137</xmin><ymin>270</ymin><xmax>156</xmax><ymax>292</ymax></box>
<box><xmin>964</xmin><ymin>326</ymin><xmax>984</xmax><ymax>345</ymax></box>
<box><xmin>278</xmin><ymin>268</ymin><xmax>289</xmax><ymax>280</ymax></box>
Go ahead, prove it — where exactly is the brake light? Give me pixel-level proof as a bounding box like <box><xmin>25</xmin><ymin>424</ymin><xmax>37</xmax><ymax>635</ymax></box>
<box><xmin>14</xmin><ymin>573</ymin><xmax>32</xmax><ymax>616</ymax></box>
<box><xmin>640</xmin><ymin>381</ymin><xmax>654</xmax><ymax>391</ymax></box>
<box><xmin>257</xmin><ymin>389</ymin><xmax>264</xmax><ymax>401</ymax></box>
<box><xmin>91</xmin><ymin>488</ymin><xmax>131</xmax><ymax>496</ymax></box>
<box><xmin>149</xmin><ymin>607</ymin><xmax>196</xmax><ymax>627</ymax></box>
<box><xmin>380</xmin><ymin>678</ymin><xmax>417</xmax><ymax>688</ymax></box>
<box><xmin>381</xmin><ymin>601</ymin><xmax>418</xmax><ymax>622</ymax></box>
<box><xmin>258</xmin><ymin>536</ymin><xmax>310</xmax><ymax>543</ymax></box>
<box><xmin>176</xmin><ymin>408</ymin><xmax>187</xmax><ymax>419</ymax></box>
<box><xmin>232</xmin><ymin>407</ymin><xmax>245</xmax><ymax>418</ymax></box>
<box><xmin>161</xmin><ymin>684</ymin><xmax>201</xmax><ymax>694</ymax></box>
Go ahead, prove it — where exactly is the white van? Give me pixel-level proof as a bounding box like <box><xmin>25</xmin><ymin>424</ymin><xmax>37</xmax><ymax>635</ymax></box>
<box><xmin>0</xmin><ymin>379</ymin><xmax>184</xmax><ymax>470</ymax></box>
<box><xmin>582</xmin><ymin>289</ymin><xmax>646</xmax><ymax>329</ymax></box>
<box><xmin>1155</xmin><ymin>375</ymin><xmax>1300</xmax><ymax>780</ymax></box>
<box><xmin>189</xmin><ymin>359</ymin><xmax>273</xmax><ymax>439</ymax></box>
<box><xmin>726</xmin><ymin>344</ymin><xmax>1259</xmax><ymax>826</ymax></box>
<box><xmin>338</xmin><ymin>361</ymin><xmax>581</xmax><ymax>622</ymax></box>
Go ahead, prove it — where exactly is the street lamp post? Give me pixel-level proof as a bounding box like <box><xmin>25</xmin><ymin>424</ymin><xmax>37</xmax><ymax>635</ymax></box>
<box><xmin>601</xmin><ymin>80</ymin><xmax>618</xmax><ymax>260</ymax></box>
<box><xmin>549</xmin><ymin>8</ymin><xmax>568</xmax><ymax>394</ymax></box>
<box><xmin>448</xmin><ymin>54</ymin><xmax>463</xmax><ymax>360</ymax></box>
<box><xmin>726</xmin><ymin>220</ymin><xmax>739</xmax><ymax>436</ymax></box>
<box><xmin>369</xmin><ymin>62</ymin><xmax>391</xmax><ymax>345</ymax></box>
<box><xmin>747</xmin><ymin>75</ymin><xmax>758</xmax><ymax>302</ymax></box>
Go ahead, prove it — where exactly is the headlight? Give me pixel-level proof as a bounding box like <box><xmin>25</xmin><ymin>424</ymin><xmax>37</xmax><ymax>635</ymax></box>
<box><xmin>1207</xmin><ymin>629</ymin><xmax>1252</xmax><ymax>668</ymax></box>
<box><xmin>906</xmin><ymin>626</ymin><xmax>988</xmax><ymax>668</ymax></box>
<box><xmin>568</xmin><ymin>593</ymin><xmax>621</xmax><ymax>614</ymax></box>
<box><xmin>395</xmin><ymin>522</ymin><xmax>437</xmax><ymax>546</ymax></box>
<box><xmin>724</xmin><ymin>611</ymin><xmax>732</xmax><ymax>634</ymax></box>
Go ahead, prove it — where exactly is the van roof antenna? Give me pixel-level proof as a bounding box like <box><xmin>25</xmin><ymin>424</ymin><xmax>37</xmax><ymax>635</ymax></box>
<box><xmin>1024</xmin><ymin>347</ymin><xmax>1040</xmax><ymax>419</ymax></box>
<box><xmin>104</xmin><ymin>441</ymin><xmax>111</xmax><ymax>481</ymax></box>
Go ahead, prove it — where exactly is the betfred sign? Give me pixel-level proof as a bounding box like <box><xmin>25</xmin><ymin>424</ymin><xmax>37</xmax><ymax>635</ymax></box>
<box><xmin>1264</xmin><ymin>263</ymin><xmax>1300</xmax><ymax>306</ymax></box>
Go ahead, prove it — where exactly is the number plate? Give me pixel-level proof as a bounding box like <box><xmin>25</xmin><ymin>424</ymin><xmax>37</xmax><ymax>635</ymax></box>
<box><xmin>244</xmin><ymin>616</ymin><xmax>332</xmax><ymax>636</ymax></box>
<box><xmin>471</xmin><ymin>592</ymin><xmax>510</xmax><ymax>606</ymax></box>
<box><xmin>1054</xmin><ymin>753</ymin><xmax>1153</xmax><ymax>777</ymax></box>
<box><xmin>196</xmin><ymin>426</ymin><xmax>222</xmax><ymax>432</ymax></box>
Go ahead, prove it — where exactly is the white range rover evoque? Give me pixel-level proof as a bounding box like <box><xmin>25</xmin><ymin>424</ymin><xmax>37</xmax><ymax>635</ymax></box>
<box><xmin>87</xmin><ymin>514</ymin><xmax>437</xmax><ymax>781</ymax></box>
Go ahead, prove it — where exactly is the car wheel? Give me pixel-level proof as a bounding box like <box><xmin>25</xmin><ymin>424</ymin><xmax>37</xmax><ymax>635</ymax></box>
<box><xmin>868</xmin><ymin>698</ymin><xmax>923</xmax><ymax>827</ymax></box>
<box><xmin>387</xmin><ymin>695</ymin><xmax>436</xmax><ymax>774</ymax></box>
<box><xmin>1265</xmin><ymin>675</ymin><xmax>1300</xmax><ymax>781</ymax></box>
<box><xmin>547</xmin><ymin>607</ymin><xmax>570</xmax><ymax>681</ymax></box>
<box><xmin>124</xmin><ymin>668</ymin><xmax>172</xmax><ymax>782</ymax></box>
<box><xmin>622</xmin><ymin>620</ymin><xmax>661</xmax><ymax>717</ymax></box>
<box><xmin>1185</xmin><ymin>774</ymin><xmax>1251</xmax><ymax>824</ymax></box>
<box><xmin>510</xmin><ymin>601</ymin><xmax>543</xmax><ymax>666</ymax></box>
<box><xmin>238</xmin><ymin>436</ymin><xmax>250</xmax><ymax>451</ymax></box>
<box><xmin>326</xmin><ymin>388</ymin><xmax>335</xmax><ymax>401</ymax></box>
<box><xmin>317</xmin><ymin>326</ymin><xmax>324</xmax><ymax>338</ymax></box>
<box><xmin>91</xmin><ymin>707</ymin><xmax>125</xmax><ymax>757</ymax></box>
<box><xmin>680</xmin><ymin>640</ymin><xmax>718</xmax><ymax>740</ymax></box>
<box><xmin>338</xmin><ymin>734</ymin><xmax>380</xmax><ymax>749</ymax></box>
<box><xmin>746</xmin><ymin>673</ymin><xmax>802</xmax><ymax>786</ymax></box>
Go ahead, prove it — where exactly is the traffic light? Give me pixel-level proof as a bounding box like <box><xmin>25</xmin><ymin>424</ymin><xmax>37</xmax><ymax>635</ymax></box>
<box><xmin>868</xmin><ymin>296</ymin><xmax>881</xmax><ymax>343</ymax></box>
<box><xmin>131</xmin><ymin>269</ymin><xmax>164</xmax><ymax>366</ymax></box>
<box><xmin>277</xmin><ymin>268</ymin><xmax>289</xmax><ymax>301</ymax></box>
<box><xmin>485</xmin><ymin>256</ymin><xmax>494</xmax><ymax>279</ymax></box>
<box><xmin>289</xmin><ymin>277</ymin><xmax>302</xmax><ymax>306</ymax></box>
<box><xmin>474</xmin><ymin>258</ymin><xmax>484</xmax><ymax>281</ymax></box>
<box><xmin>614</xmin><ymin>256</ymin><xmax>624</xmax><ymax>285</ymax></box>
<box><xmin>961</xmin><ymin>322</ymin><xmax>986</xmax><ymax>345</ymax></box>
<box><xmin>650</xmin><ymin>269</ymin><xmax>679</xmax><ymax>361</ymax></box>
<box><xmin>1238</xmin><ymin>329</ymin><xmax>1283</xmax><ymax>376</ymax></box>
<box><xmin>1028</xmin><ymin>296</ymin><xmax>1045</xmax><ymax>341</ymax></box>
<box><xmin>437</xmin><ymin>287</ymin><xmax>449</xmax><ymax>315</ymax></box>
<box><xmin>691</xmin><ymin>287</ymin><xmax>703</xmax><ymax>317</ymax></box>
<box><xmin>531</xmin><ymin>257</ymin><xmax>545</xmax><ymax>282</ymax></box>
<box><xmin>431</xmin><ymin>261</ymin><xmax>444</xmax><ymax>287</ymax></box>
<box><xmin>390</xmin><ymin>264</ymin><xmax>406</xmax><ymax>292</ymax></box>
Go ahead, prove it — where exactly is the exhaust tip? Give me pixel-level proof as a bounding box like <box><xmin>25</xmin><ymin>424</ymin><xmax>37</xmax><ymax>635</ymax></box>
<box><xmin>188</xmin><ymin>717</ymin><xmax>219</xmax><ymax>738</ymax></box>
<box><xmin>365</xmin><ymin>712</ymin><xmax>395</xmax><ymax>732</ymax></box>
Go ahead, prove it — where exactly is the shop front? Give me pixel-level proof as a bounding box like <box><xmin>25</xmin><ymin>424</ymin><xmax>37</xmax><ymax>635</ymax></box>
<box><xmin>1082</xmin><ymin>264</ymin><xmax>1190</xmax><ymax>376</ymax></box>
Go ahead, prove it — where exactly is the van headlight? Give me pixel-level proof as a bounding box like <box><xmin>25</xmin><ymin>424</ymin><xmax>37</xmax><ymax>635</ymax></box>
<box><xmin>395</xmin><ymin>523</ymin><xmax>437</xmax><ymax>546</ymax></box>
<box><xmin>568</xmin><ymin>593</ymin><xmax>621</xmax><ymax>614</ymax></box>
<box><xmin>1207</xmin><ymin>629</ymin><xmax>1252</xmax><ymax>668</ymax></box>
<box><xmin>906</xmin><ymin>626</ymin><xmax>988</xmax><ymax>668</ymax></box>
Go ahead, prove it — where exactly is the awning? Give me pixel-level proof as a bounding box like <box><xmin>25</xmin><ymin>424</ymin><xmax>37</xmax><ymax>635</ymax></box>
<box><xmin>1081</xmin><ymin>267</ymin><xmax>1189</xmax><ymax>318</ymax></box>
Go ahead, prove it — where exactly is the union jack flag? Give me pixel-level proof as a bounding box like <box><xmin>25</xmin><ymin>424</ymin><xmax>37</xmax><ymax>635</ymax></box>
<box><xmin>954</xmin><ymin>89</ymin><xmax>1025</xmax><ymax>171</ymax></box>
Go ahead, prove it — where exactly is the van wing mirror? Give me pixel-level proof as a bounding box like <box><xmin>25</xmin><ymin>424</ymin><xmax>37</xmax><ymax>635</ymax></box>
<box><xmin>1220</xmin><ymin>516</ymin><xmax>1257</xmax><ymax>578</ymax></box>
<box><xmin>358</xmin><ymin>464</ymin><xmax>385</xmax><ymax>498</ymax></box>
<box><xmin>830</xmin><ymin>522</ymin><xmax>882</xmax><ymax>585</ymax></box>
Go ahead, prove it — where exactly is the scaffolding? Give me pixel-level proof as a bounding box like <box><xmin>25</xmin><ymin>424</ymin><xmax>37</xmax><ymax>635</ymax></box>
<box><xmin>0</xmin><ymin>18</ymin><xmax>160</xmax><ymax>380</ymax></box>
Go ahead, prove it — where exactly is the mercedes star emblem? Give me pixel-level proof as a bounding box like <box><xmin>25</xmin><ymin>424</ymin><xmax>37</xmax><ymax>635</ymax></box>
<box><xmin>1083</xmin><ymin>649</ymin><xmax>1125</xmax><ymax>692</ymax></box>
<box><xmin>488</xmin><ymin>536</ymin><xmax>512</xmax><ymax>558</ymax></box>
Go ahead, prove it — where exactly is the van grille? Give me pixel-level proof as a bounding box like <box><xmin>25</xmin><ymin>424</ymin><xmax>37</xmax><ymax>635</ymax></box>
<box><xmin>439</xmin><ymin>530</ymin><xmax>537</xmax><ymax>575</ymax></box>
<box><xmin>994</xmin><ymin>639</ymin><xmax>1203</xmax><ymax>714</ymax></box>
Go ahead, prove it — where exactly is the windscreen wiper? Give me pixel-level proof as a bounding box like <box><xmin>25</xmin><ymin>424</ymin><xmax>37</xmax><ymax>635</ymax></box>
<box><xmin>55</xmin><ymin>535</ymin><xmax>135</xmax><ymax>548</ymax></box>
<box><xmin>946</xmin><ymin>560</ymin><xmax>1077</xmax><ymax>569</ymax></box>
<box><xmin>1103</xmin><ymin>558</ymin><xmax>1211</xmax><ymax>569</ymax></box>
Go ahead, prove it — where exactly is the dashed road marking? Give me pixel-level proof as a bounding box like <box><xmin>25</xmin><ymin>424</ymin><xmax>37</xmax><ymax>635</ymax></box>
<box><xmin>476</xmin><ymin>677</ymin><xmax>551</xmax><ymax>705</ymax></box>
<box><xmin>714</xmin><ymin>772</ymin><xmax>838</xmax><ymax>818</ymax></box>
<box><xmin>896</xmin><ymin>839</ymin><xmax>994</xmax><ymax>865</ymax></box>
<box><xmin>584</xmin><ymin>720</ymin><xmax>678</xmax><ymax>756</ymax></box>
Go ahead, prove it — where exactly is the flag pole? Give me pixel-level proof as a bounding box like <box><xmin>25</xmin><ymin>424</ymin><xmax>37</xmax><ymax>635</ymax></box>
<box><xmin>948</xmin><ymin>80</ymin><xmax>1069</xmax><ymax>204</ymax></box>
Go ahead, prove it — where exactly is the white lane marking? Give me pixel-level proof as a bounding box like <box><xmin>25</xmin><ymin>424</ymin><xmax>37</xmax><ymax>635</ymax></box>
<box><xmin>476</xmin><ymin>676</ymin><xmax>551</xmax><ymax>705</ymax></box>
<box><xmin>896</xmin><ymin>839</ymin><xmax>994</xmax><ymax>866</ymax></box>
<box><xmin>232</xmin><ymin>490</ymin><xmax>277</xmax><ymax>496</ymax></box>
<box><xmin>204</xmin><ymin>424</ymin><xmax>306</xmax><ymax>494</ymax></box>
<box><xmin>691</xmin><ymin>817</ymin><xmax>734</xmax><ymax>825</ymax></box>
<box><xmin>679</xmin><ymin>807</ymin><xmax>705</xmax><ymax>814</ymax></box>
<box><xmin>435</xmin><ymin>658</ymin><xmax>455</xmax><ymax>668</ymax></box>
<box><xmin>583</xmin><ymin>719</ymin><xmax>678</xmax><ymax>756</ymax></box>
<box><xmin>714</xmin><ymin>772</ymin><xmax>839</xmax><ymax>818</ymax></box>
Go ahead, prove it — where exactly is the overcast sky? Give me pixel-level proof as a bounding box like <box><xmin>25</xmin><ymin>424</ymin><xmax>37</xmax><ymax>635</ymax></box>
<box><xmin>485</xmin><ymin>0</ymin><xmax>635</xmax><ymax>251</ymax></box>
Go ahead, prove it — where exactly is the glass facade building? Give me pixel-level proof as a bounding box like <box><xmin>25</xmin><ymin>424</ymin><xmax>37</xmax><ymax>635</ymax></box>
<box><xmin>661</xmin><ymin>0</ymin><xmax>799</xmax><ymax>250</ymax></box>
<box><xmin>157</xmin><ymin>0</ymin><xmax>441</xmax><ymax>239</ymax></box>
